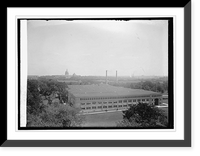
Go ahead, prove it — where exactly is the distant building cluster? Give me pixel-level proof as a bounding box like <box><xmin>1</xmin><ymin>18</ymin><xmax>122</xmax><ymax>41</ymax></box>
<box><xmin>67</xmin><ymin>84</ymin><xmax>163</xmax><ymax>113</ymax></box>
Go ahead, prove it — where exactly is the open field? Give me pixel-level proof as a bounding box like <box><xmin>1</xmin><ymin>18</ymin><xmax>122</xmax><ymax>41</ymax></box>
<box><xmin>81</xmin><ymin>111</ymin><xmax>123</xmax><ymax>127</ymax></box>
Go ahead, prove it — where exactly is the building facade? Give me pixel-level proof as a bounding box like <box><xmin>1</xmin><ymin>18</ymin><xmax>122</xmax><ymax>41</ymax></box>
<box><xmin>67</xmin><ymin>84</ymin><xmax>163</xmax><ymax>113</ymax></box>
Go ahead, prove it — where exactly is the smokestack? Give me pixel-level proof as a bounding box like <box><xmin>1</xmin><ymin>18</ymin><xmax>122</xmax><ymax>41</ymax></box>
<box><xmin>116</xmin><ymin>70</ymin><xmax>118</xmax><ymax>83</ymax></box>
<box><xmin>106</xmin><ymin>70</ymin><xmax>108</xmax><ymax>84</ymax></box>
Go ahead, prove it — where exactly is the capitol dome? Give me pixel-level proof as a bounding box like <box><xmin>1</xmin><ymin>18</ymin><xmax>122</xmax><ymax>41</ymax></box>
<box><xmin>65</xmin><ymin>69</ymin><xmax>70</xmax><ymax>78</ymax></box>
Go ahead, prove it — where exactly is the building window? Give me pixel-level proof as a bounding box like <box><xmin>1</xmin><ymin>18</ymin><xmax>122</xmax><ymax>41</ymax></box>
<box><xmin>146</xmin><ymin>99</ymin><xmax>149</xmax><ymax>101</ymax></box>
<box><xmin>108</xmin><ymin>101</ymin><xmax>112</xmax><ymax>104</ymax></box>
<box><xmin>133</xmin><ymin>99</ymin><xmax>136</xmax><ymax>102</ymax></box>
<box><xmin>103</xmin><ymin>106</ymin><xmax>107</xmax><ymax>108</ymax></box>
<box><xmin>92</xmin><ymin>102</ymin><xmax>96</xmax><ymax>104</ymax></box>
<box><xmin>118</xmin><ymin>105</ymin><xmax>122</xmax><ymax>107</ymax></box>
<box><xmin>92</xmin><ymin>106</ymin><xmax>96</xmax><ymax>109</ymax></box>
<box><xmin>81</xmin><ymin>107</ymin><xmax>85</xmax><ymax>110</ymax></box>
<box><xmin>123</xmin><ymin>100</ymin><xmax>127</xmax><ymax>103</ymax></box>
<box><xmin>103</xmin><ymin>101</ymin><xmax>107</xmax><ymax>104</ymax></box>
<box><xmin>98</xmin><ymin>102</ymin><xmax>102</xmax><ymax>104</ymax></box>
<box><xmin>119</xmin><ymin>100</ymin><xmax>122</xmax><ymax>103</ymax></box>
<box><xmin>123</xmin><ymin>105</ymin><xmax>127</xmax><ymax>107</ymax></box>
<box><xmin>86</xmin><ymin>103</ymin><xmax>91</xmax><ymax>105</ymax></box>
<box><xmin>81</xmin><ymin>103</ymin><xmax>85</xmax><ymax>105</ymax></box>
<box><xmin>108</xmin><ymin>105</ymin><xmax>112</xmax><ymax>108</ymax></box>
<box><xmin>142</xmin><ymin>99</ymin><xmax>145</xmax><ymax>101</ymax></box>
<box><xmin>128</xmin><ymin>99</ymin><xmax>132</xmax><ymax>102</ymax></box>
<box><xmin>86</xmin><ymin>107</ymin><xmax>91</xmax><ymax>109</ymax></box>
<box><xmin>113</xmin><ymin>105</ymin><xmax>117</xmax><ymax>108</ymax></box>
<box><xmin>98</xmin><ymin>106</ymin><xmax>102</xmax><ymax>109</ymax></box>
<box><xmin>113</xmin><ymin>101</ymin><xmax>117</xmax><ymax>103</ymax></box>
<box><xmin>128</xmin><ymin>104</ymin><xmax>132</xmax><ymax>107</ymax></box>
<box><xmin>137</xmin><ymin>99</ymin><xmax>141</xmax><ymax>102</ymax></box>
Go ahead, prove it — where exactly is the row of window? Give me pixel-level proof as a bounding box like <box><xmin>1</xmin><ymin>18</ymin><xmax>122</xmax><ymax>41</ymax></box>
<box><xmin>79</xmin><ymin>95</ymin><xmax>160</xmax><ymax>101</ymax></box>
<box><xmin>80</xmin><ymin>99</ymin><xmax>150</xmax><ymax>105</ymax></box>
<box><xmin>81</xmin><ymin>104</ymin><xmax>130</xmax><ymax>110</ymax></box>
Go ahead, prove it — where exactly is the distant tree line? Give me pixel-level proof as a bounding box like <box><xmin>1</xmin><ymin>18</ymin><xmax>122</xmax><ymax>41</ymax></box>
<box><xmin>27</xmin><ymin>78</ymin><xmax>84</xmax><ymax>127</ymax></box>
<box><xmin>113</xmin><ymin>80</ymin><xmax>168</xmax><ymax>93</ymax></box>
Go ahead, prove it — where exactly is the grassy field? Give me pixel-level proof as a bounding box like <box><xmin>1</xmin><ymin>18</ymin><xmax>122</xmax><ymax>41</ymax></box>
<box><xmin>81</xmin><ymin>111</ymin><xmax>123</xmax><ymax>127</ymax></box>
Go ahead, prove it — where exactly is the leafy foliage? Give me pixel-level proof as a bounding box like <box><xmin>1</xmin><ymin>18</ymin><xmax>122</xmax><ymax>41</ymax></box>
<box><xmin>27</xmin><ymin>79</ymin><xmax>83</xmax><ymax>127</ymax></box>
<box><xmin>38</xmin><ymin>78</ymin><xmax>68</xmax><ymax>104</ymax></box>
<box><xmin>27</xmin><ymin>103</ymin><xmax>84</xmax><ymax>127</ymax></box>
<box><xmin>117</xmin><ymin>103</ymin><xmax>168</xmax><ymax>127</ymax></box>
<box><xmin>27</xmin><ymin>80</ymin><xmax>44</xmax><ymax>115</ymax></box>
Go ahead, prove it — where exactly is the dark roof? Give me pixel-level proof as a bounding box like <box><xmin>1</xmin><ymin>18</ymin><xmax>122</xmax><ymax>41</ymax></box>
<box><xmin>68</xmin><ymin>84</ymin><xmax>161</xmax><ymax>98</ymax></box>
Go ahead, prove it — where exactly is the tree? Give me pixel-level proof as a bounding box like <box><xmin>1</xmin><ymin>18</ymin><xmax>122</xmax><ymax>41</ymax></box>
<box><xmin>26</xmin><ymin>79</ymin><xmax>83</xmax><ymax>127</ymax></box>
<box><xmin>27</xmin><ymin>103</ymin><xmax>84</xmax><ymax>127</ymax></box>
<box><xmin>117</xmin><ymin>103</ymin><xmax>168</xmax><ymax>127</ymax></box>
<box><xmin>27</xmin><ymin>80</ymin><xmax>44</xmax><ymax>115</ymax></box>
<box><xmin>37</xmin><ymin>78</ymin><xmax>68</xmax><ymax>104</ymax></box>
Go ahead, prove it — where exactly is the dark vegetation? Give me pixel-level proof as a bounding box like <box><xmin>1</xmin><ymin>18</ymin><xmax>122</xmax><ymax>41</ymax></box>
<box><xmin>117</xmin><ymin>103</ymin><xmax>168</xmax><ymax>127</ymax></box>
<box><xmin>27</xmin><ymin>78</ymin><xmax>83</xmax><ymax>127</ymax></box>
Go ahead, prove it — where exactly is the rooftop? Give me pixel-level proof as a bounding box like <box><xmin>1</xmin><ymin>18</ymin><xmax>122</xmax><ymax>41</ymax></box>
<box><xmin>68</xmin><ymin>84</ymin><xmax>161</xmax><ymax>98</ymax></box>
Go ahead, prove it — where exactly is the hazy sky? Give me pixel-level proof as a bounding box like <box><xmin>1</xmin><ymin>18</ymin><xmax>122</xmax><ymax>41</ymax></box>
<box><xmin>27</xmin><ymin>20</ymin><xmax>168</xmax><ymax>76</ymax></box>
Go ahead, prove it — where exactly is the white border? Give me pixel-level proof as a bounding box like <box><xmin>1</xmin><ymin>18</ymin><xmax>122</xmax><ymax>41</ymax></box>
<box><xmin>20</xmin><ymin>20</ymin><xmax>27</xmax><ymax>127</ymax></box>
<box><xmin>7</xmin><ymin>8</ymin><xmax>184</xmax><ymax>140</ymax></box>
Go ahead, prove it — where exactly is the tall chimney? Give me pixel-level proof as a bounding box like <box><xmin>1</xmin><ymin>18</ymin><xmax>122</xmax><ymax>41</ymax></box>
<box><xmin>106</xmin><ymin>70</ymin><xmax>108</xmax><ymax>84</ymax></box>
<box><xmin>116</xmin><ymin>70</ymin><xmax>118</xmax><ymax>83</ymax></box>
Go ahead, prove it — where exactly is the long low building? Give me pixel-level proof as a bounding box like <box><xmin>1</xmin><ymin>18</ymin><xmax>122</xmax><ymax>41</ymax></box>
<box><xmin>67</xmin><ymin>84</ymin><xmax>163</xmax><ymax>113</ymax></box>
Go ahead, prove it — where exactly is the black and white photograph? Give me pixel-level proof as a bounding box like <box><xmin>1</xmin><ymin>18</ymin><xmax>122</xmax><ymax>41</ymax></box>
<box><xmin>4</xmin><ymin>4</ymin><xmax>193</xmax><ymax>148</ymax></box>
<box><xmin>20</xmin><ymin>18</ymin><xmax>173</xmax><ymax>129</ymax></box>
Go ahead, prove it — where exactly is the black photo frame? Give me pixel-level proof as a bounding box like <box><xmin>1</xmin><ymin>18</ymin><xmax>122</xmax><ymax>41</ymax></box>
<box><xmin>3</xmin><ymin>2</ymin><xmax>191</xmax><ymax>147</ymax></box>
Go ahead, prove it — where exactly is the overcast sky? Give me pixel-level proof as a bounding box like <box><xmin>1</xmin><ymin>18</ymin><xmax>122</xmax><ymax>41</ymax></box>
<box><xmin>27</xmin><ymin>20</ymin><xmax>168</xmax><ymax>77</ymax></box>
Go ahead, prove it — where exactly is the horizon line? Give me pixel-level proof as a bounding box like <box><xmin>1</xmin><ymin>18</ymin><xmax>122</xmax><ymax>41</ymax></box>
<box><xmin>28</xmin><ymin>74</ymin><xmax>168</xmax><ymax>77</ymax></box>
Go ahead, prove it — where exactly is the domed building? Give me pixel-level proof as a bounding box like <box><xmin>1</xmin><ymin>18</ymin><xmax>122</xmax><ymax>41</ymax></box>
<box><xmin>65</xmin><ymin>69</ymin><xmax>70</xmax><ymax>79</ymax></box>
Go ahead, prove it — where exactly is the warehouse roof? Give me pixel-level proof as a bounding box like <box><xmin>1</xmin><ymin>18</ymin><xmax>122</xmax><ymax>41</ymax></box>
<box><xmin>68</xmin><ymin>84</ymin><xmax>161</xmax><ymax>98</ymax></box>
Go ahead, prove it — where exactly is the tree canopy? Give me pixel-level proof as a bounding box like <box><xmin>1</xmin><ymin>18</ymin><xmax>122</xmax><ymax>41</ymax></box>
<box><xmin>27</xmin><ymin>103</ymin><xmax>84</xmax><ymax>127</ymax></box>
<box><xmin>26</xmin><ymin>78</ymin><xmax>83</xmax><ymax>127</ymax></box>
<box><xmin>117</xmin><ymin>103</ymin><xmax>168</xmax><ymax>128</ymax></box>
<box><xmin>27</xmin><ymin>79</ymin><xmax>44</xmax><ymax>115</ymax></box>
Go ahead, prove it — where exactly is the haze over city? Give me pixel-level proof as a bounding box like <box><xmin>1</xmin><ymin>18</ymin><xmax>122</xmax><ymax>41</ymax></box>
<box><xmin>27</xmin><ymin>20</ymin><xmax>168</xmax><ymax>77</ymax></box>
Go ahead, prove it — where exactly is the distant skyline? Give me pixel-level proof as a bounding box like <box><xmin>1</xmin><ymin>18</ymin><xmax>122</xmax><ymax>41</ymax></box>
<box><xmin>27</xmin><ymin>20</ymin><xmax>168</xmax><ymax>77</ymax></box>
